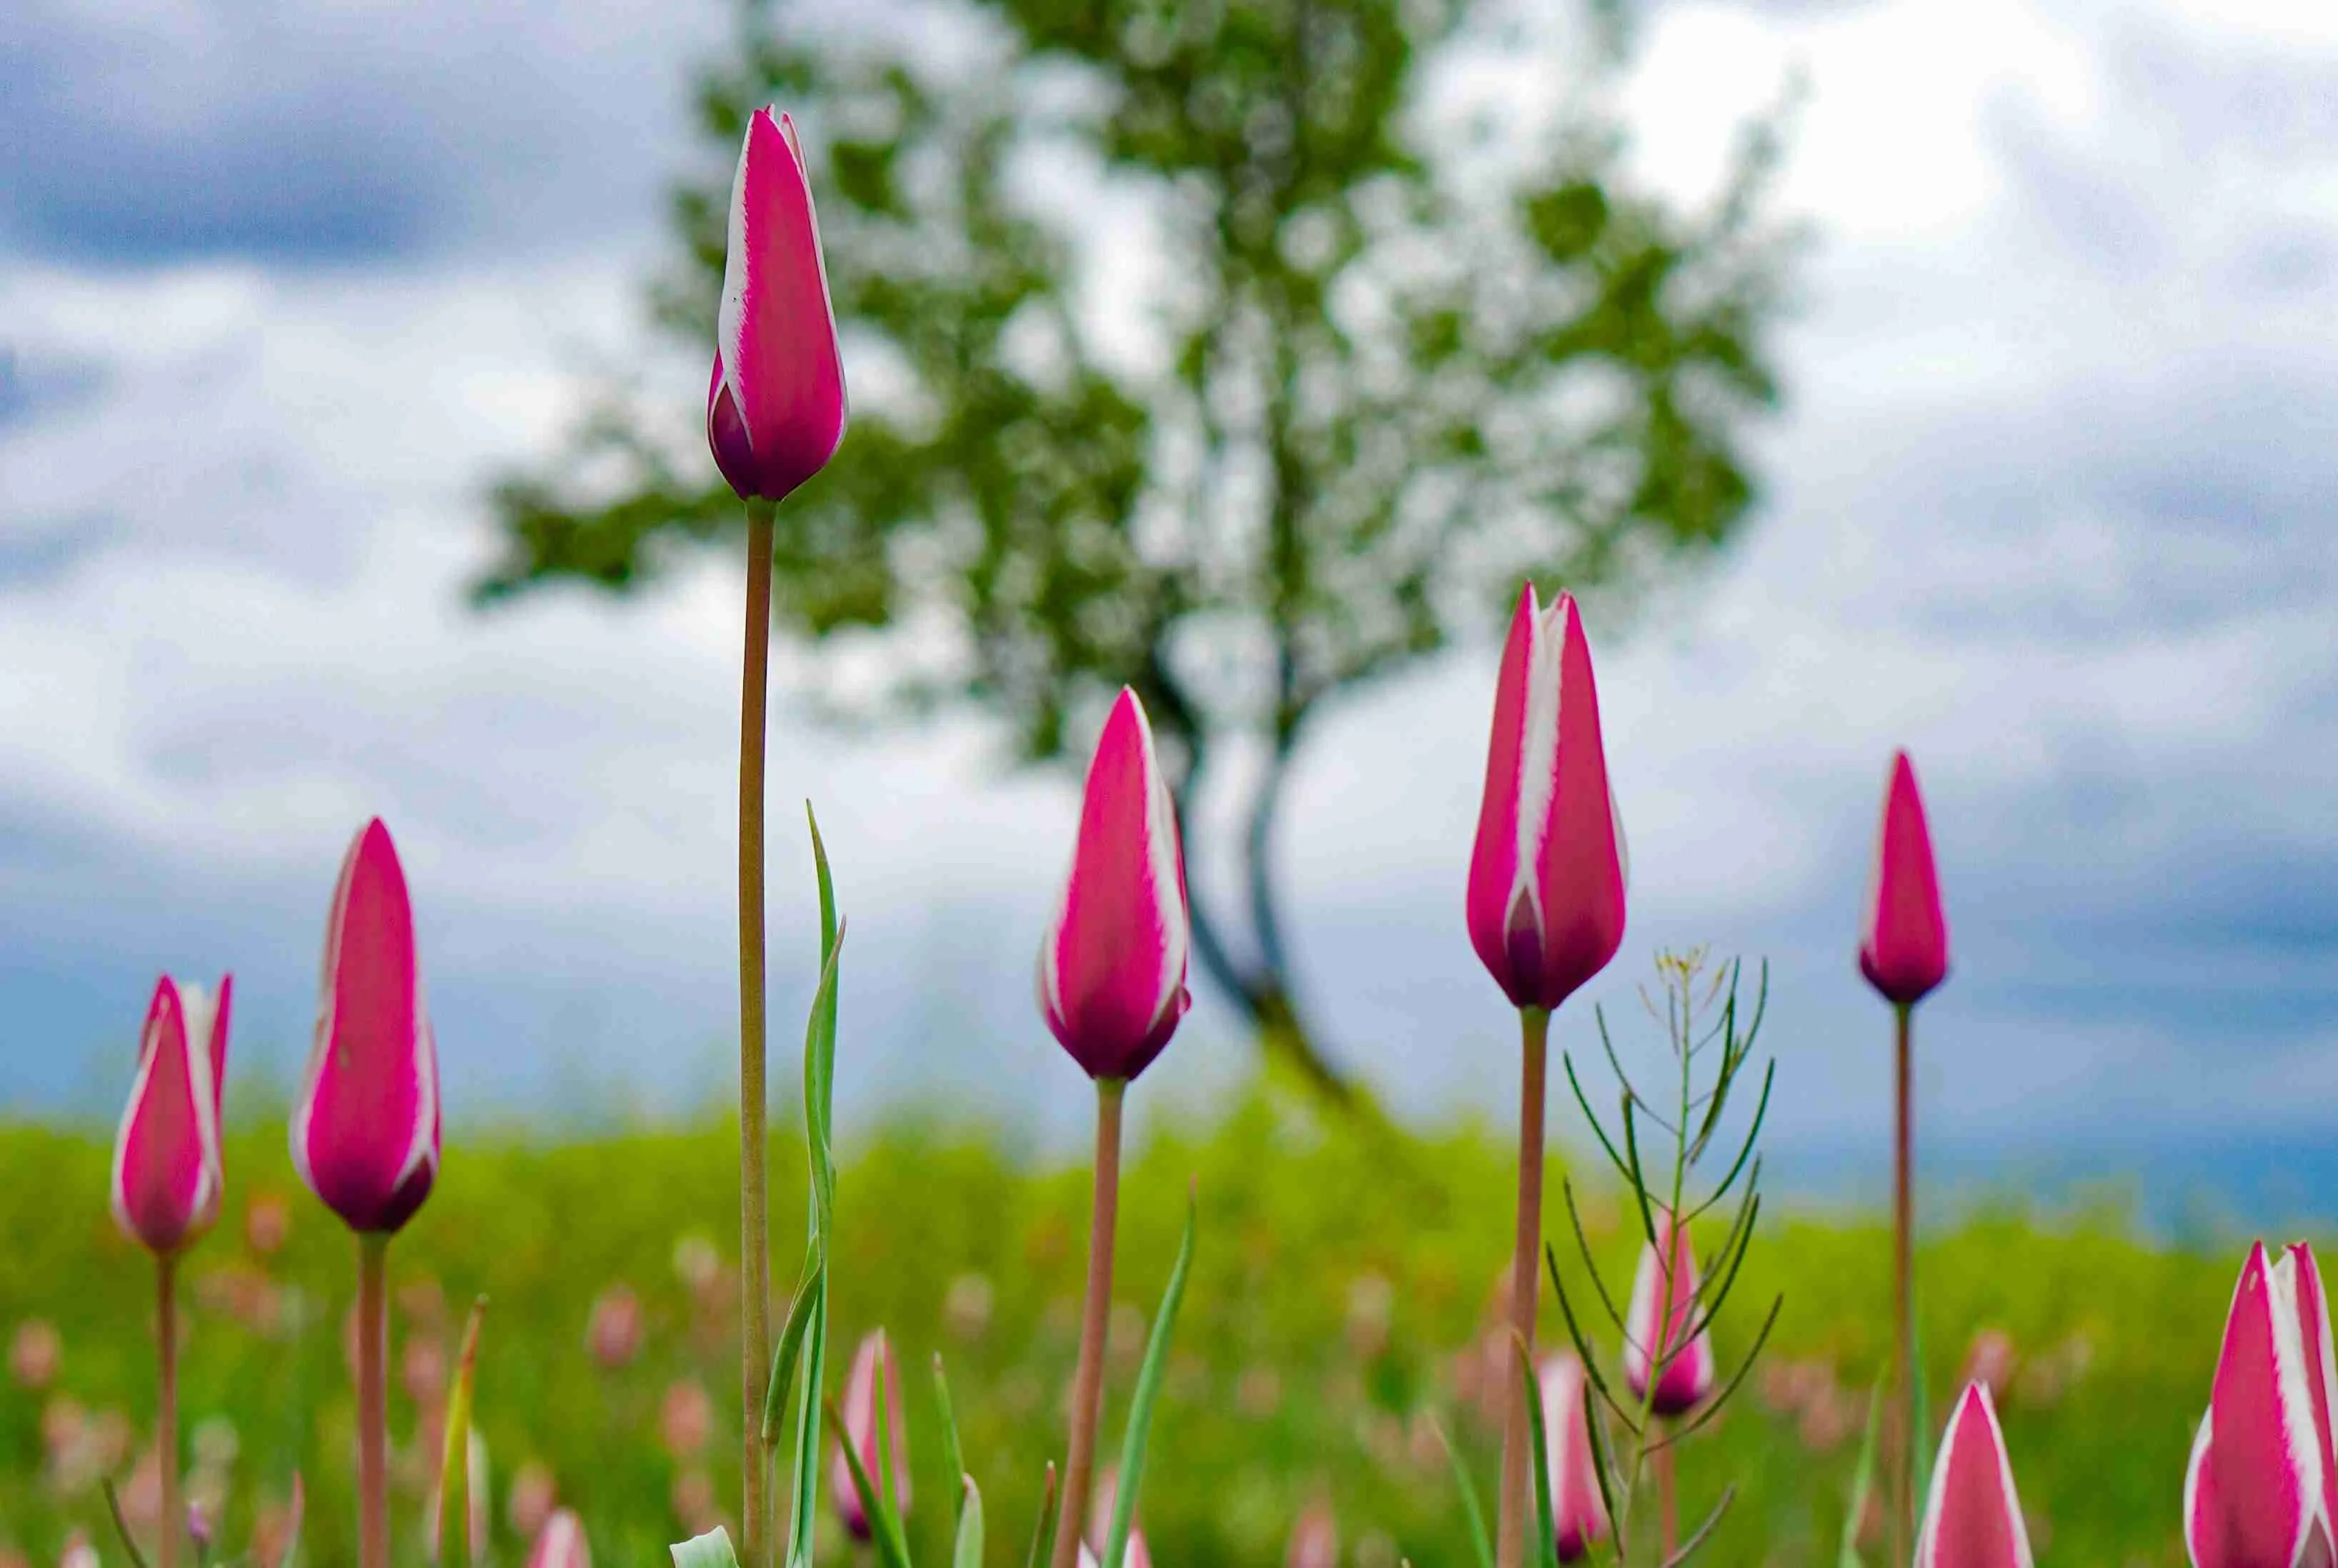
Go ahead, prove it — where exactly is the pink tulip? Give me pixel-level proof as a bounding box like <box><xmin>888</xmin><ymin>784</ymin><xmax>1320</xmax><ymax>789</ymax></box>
<box><xmin>527</xmin><ymin>1509</ymin><xmax>591</xmax><ymax>1568</ymax></box>
<box><xmin>291</xmin><ymin>819</ymin><xmax>440</xmax><ymax>1234</ymax></box>
<box><xmin>111</xmin><ymin>976</ymin><xmax>231</xmax><ymax>1254</ymax></box>
<box><xmin>830</xmin><ymin>1329</ymin><xmax>912</xmax><ymax>1540</ymax></box>
<box><xmin>1037</xmin><ymin>689</ymin><xmax>1191</xmax><ymax>1082</ymax></box>
<box><xmin>1914</xmin><ymin>1383</ymin><xmax>2033</xmax><ymax>1568</ymax></box>
<box><xmin>1287</xmin><ymin>1497</ymin><xmax>1338</xmax><ymax>1568</ymax></box>
<box><xmin>1466</xmin><ymin>586</ymin><xmax>1628</xmax><ymax>1013</ymax></box>
<box><xmin>1089</xmin><ymin>1470</ymin><xmax>1154</xmax><ymax>1568</ymax></box>
<box><xmin>1538</xmin><ymin>1354</ymin><xmax>1611</xmax><ymax>1561</ymax></box>
<box><xmin>2186</xmin><ymin>1242</ymin><xmax>2338</xmax><ymax>1568</ymax></box>
<box><xmin>707</xmin><ymin>106</ymin><xmax>847</xmax><ymax>504</ymax></box>
<box><xmin>1621</xmin><ymin>1209</ymin><xmax>1716</xmax><ymax>1418</ymax></box>
<box><xmin>1859</xmin><ymin>750</ymin><xmax>1949</xmax><ymax>1007</ymax></box>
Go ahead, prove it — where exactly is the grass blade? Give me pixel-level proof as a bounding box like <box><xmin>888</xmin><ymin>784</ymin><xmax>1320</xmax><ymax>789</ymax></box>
<box><xmin>955</xmin><ymin>1477</ymin><xmax>986</xmax><ymax>1568</ymax></box>
<box><xmin>1511</xmin><ymin>1332</ymin><xmax>1558</xmax><ymax>1568</ymax></box>
<box><xmin>1431</xmin><ymin>1417</ymin><xmax>1497</xmax><ymax>1568</ymax></box>
<box><xmin>1101</xmin><ymin>1183</ymin><xmax>1200</xmax><ymax>1568</ymax></box>
<box><xmin>935</xmin><ymin>1352</ymin><xmax>969</xmax><ymax>1527</ymax></box>
<box><xmin>101</xmin><ymin>1477</ymin><xmax>152</xmax><ymax>1568</ymax></box>
<box><xmin>830</xmin><ymin>1395</ymin><xmax>917</xmax><ymax>1568</ymax></box>
<box><xmin>438</xmin><ymin>1297</ymin><xmax>487</xmax><ymax>1567</ymax></box>
<box><xmin>1024</xmin><ymin>1464</ymin><xmax>1059</xmax><ymax>1568</ymax></box>
<box><xmin>875</xmin><ymin>1343</ymin><xmax>907</xmax><ymax>1552</ymax></box>
<box><xmin>764</xmin><ymin>1257</ymin><xmax>826</xmax><ymax>1446</ymax></box>
<box><xmin>1661</xmin><ymin>1484</ymin><xmax>1736</xmax><ymax>1568</ymax></box>
<box><xmin>1836</xmin><ymin>1382</ymin><xmax>1884</xmax><ymax>1568</ymax></box>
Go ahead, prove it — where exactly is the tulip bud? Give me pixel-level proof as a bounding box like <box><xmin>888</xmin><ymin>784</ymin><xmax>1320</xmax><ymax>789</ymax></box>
<box><xmin>1859</xmin><ymin>749</ymin><xmax>1949</xmax><ymax>1007</ymax></box>
<box><xmin>1915</xmin><ymin>1383</ymin><xmax>2034</xmax><ymax>1568</ymax></box>
<box><xmin>1287</xmin><ymin>1497</ymin><xmax>1338</xmax><ymax>1568</ymax></box>
<box><xmin>1037</xmin><ymin>689</ymin><xmax>1191</xmax><ymax>1083</ymax></box>
<box><xmin>527</xmin><ymin>1509</ymin><xmax>591</xmax><ymax>1568</ymax></box>
<box><xmin>2186</xmin><ymin>1242</ymin><xmax>2338</xmax><ymax>1568</ymax></box>
<box><xmin>1538</xmin><ymin>1354</ymin><xmax>1611</xmax><ymax>1562</ymax></box>
<box><xmin>1466</xmin><ymin>586</ymin><xmax>1628</xmax><ymax>1012</ymax></box>
<box><xmin>707</xmin><ymin>106</ymin><xmax>847</xmax><ymax>504</ymax></box>
<box><xmin>291</xmin><ymin>819</ymin><xmax>441</xmax><ymax>1235</ymax></box>
<box><xmin>111</xmin><ymin>975</ymin><xmax>232</xmax><ymax>1254</ymax></box>
<box><xmin>830</xmin><ymin>1329</ymin><xmax>911</xmax><ymax>1540</ymax></box>
<box><xmin>1088</xmin><ymin>1469</ymin><xmax>1153</xmax><ymax>1568</ymax></box>
<box><xmin>1621</xmin><ymin>1209</ymin><xmax>1716</xmax><ymax>1418</ymax></box>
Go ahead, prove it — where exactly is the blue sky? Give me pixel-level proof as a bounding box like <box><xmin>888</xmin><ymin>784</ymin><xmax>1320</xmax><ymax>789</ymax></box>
<box><xmin>4</xmin><ymin>0</ymin><xmax>2337</xmax><ymax>1206</ymax></box>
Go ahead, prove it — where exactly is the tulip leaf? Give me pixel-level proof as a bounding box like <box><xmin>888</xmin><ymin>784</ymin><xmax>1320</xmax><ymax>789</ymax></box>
<box><xmin>1513</xmin><ymin>1331</ymin><xmax>1561</xmax><ymax>1568</ymax></box>
<box><xmin>785</xmin><ymin>1287</ymin><xmax>831</xmax><ymax>1568</ymax></box>
<box><xmin>785</xmin><ymin>809</ymin><xmax>845</xmax><ymax>1568</ymax></box>
<box><xmin>438</xmin><ymin>1297</ymin><xmax>487</xmax><ymax>1567</ymax></box>
<box><xmin>673</xmin><ymin>1527</ymin><xmax>745</xmax><ymax>1568</ymax></box>
<box><xmin>1837</xmin><ymin>1382</ymin><xmax>1884</xmax><ymax>1568</ymax></box>
<box><xmin>1101</xmin><ymin>1184</ymin><xmax>1199</xmax><ymax>1568</ymax></box>
<box><xmin>1023</xmin><ymin>1464</ymin><xmax>1060</xmax><ymax>1568</ymax></box>
<box><xmin>934</xmin><ymin>1352</ymin><xmax>968</xmax><ymax>1527</ymax></box>
<box><xmin>764</xmin><ymin>1257</ymin><xmax>826</xmax><ymax>1447</ymax></box>
<box><xmin>955</xmin><ymin>1478</ymin><xmax>985</xmax><ymax>1568</ymax></box>
<box><xmin>1429</xmin><ymin>1416</ymin><xmax>1496</xmax><ymax>1568</ymax></box>
<box><xmin>830</xmin><ymin>1395</ymin><xmax>917</xmax><ymax>1568</ymax></box>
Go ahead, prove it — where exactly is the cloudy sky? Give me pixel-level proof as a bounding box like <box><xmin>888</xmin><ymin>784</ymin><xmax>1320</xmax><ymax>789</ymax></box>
<box><xmin>5</xmin><ymin>0</ymin><xmax>2336</xmax><ymax>1209</ymax></box>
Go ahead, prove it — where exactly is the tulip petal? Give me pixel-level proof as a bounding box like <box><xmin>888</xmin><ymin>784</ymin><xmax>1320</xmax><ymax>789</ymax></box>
<box><xmin>1915</xmin><ymin>1383</ymin><xmax>2033</xmax><ymax>1568</ymax></box>
<box><xmin>1038</xmin><ymin>689</ymin><xmax>1190</xmax><ymax>1081</ymax></box>
<box><xmin>292</xmin><ymin>819</ymin><xmax>440</xmax><ymax>1234</ymax></box>
<box><xmin>1859</xmin><ymin>749</ymin><xmax>1949</xmax><ymax>1006</ymax></box>
<box><xmin>712</xmin><ymin>108</ymin><xmax>847</xmax><ymax>503</ymax></box>
<box><xmin>2187</xmin><ymin>1244</ymin><xmax>2333</xmax><ymax>1568</ymax></box>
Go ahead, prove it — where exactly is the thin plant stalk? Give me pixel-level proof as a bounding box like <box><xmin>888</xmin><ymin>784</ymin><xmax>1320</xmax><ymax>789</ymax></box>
<box><xmin>739</xmin><ymin>499</ymin><xmax>777</xmax><ymax>1568</ymax></box>
<box><xmin>1891</xmin><ymin>1002</ymin><xmax>1914</xmax><ymax>1568</ymax></box>
<box><xmin>1654</xmin><ymin>1434</ymin><xmax>1678</xmax><ymax>1559</ymax></box>
<box><xmin>156</xmin><ymin>1251</ymin><xmax>179</xmax><ymax>1568</ymax></box>
<box><xmin>1050</xmin><ymin>1078</ymin><xmax>1126</xmax><ymax>1568</ymax></box>
<box><xmin>1495</xmin><ymin>1005</ymin><xmax>1552</xmax><ymax>1568</ymax></box>
<box><xmin>357</xmin><ymin>1233</ymin><xmax>389</xmax><ymax>1568</ymax></box>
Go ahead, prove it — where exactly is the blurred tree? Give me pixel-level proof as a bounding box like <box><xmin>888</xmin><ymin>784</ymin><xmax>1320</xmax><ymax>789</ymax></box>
<box><xmin>476</xmin><ymin>0</ymin><xmax>1792</xmax><ymax>1109</ymax></box>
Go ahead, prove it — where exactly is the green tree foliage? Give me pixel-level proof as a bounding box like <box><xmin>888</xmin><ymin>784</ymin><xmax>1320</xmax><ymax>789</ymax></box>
<box><xmin>476</xmin><ymin>0</ymin><xmax>1793</xmax><ymax>1104</ymax></box>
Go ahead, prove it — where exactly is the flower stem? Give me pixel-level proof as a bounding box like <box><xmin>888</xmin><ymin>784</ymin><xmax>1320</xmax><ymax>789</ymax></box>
<box><xmin>1656</xmin><ymin>1431</ymin><xmax>1678</xmax><ymax>1560</ymax></box>
<box><xmin>357</xmin><ymin>1232</ymin><xmax>389</xmax><ymax>1568</ymax></box>
<box><xmin>1051</xmin><ymin>1078</ymin><xmax>1127</xmax><ymax>1568</ymax></box>
<box><xmin>156</xmin><ymin>1250</ymin><xmax>179</xmax><ymax>1568</ymax></box>
<box><xmin>1891</xmin><ymin>1002</ymin><xmax>1916</xmax><ymax>1568</ymax></box>
<box><xmin>1496</xmin><ymin>1006</ymin><xmax>1551</xmax><ymax>1568</ymax></box>
<box><xmin>740</xmin><ymin>499</ymin><xmax>777</xmax><ymax>1568</ymax></box>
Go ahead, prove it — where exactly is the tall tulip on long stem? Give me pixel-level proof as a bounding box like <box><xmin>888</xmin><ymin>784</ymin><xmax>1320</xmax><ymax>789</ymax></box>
<box><xmin>291</xmin><ymin>819</ymin><xmax>442</xmax><ymax>1568</ymax></box>
<box><xmin>1859</xmin><ymin>749</ymin><xmax>1949</xmax><ymax>1568</ymax></box>
<box><xmin>706</xmin><ymin>102</ymin><xmax>847</xmax><ymax>1568</ymax></box>
<box><xmin>1466</xmin><ymin>586</ymin><xmax>1628</xmax><ymax>1568</ymax></box>
<box><xmin>1038</xmin><ymin>689</ymin><xmax>1191</xmax><ymax>1568</ymax></box>
<box><xmin>112</xmin><ymin>976</ymin><xmax>232</xmax><ymax>1568</ymax></box>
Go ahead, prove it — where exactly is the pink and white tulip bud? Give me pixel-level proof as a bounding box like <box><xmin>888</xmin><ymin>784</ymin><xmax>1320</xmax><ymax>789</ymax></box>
<box><xmin>1859</xmin><ymin>750</ymin><xmax>1949</xmax><ymax>1007</ymax></box>
<box><xmin>291</xmin><ymin>819</ymin><xmax>440</xmax><ymax>1235</ymax></box>
<box><xmin>707</xmin><ymin>106</ymin><xmax>847</xmax><ymax>504</ymax></box>
<box><xmin>1037</xmin><ymin>689</ymin><xmax>1191</xmax><ymax>1083</ymax></box>
<box><xmin>111</xmin><ymin>975</ymin><xmax>231</xmax><ymax>1254</ymax></box>
<box><xmin>1089</xmin><ymin>1471</ymin><xmax>1153</xmax><ymax>1568</ymax></box>
<box><xmin>1287</xmin><ymin>1497</ymin><xmax>1338</xmax><ymax>1568</ymax></box>
<box><xmin>1466</xmin><ymin>586</ymin><xmax>1627</xmax><ymax>1013</ymax></box>
<box><xmin>1538</xmin><ymin>1354</ymin><xmax>1611</xmax><ymax>1562</ymax></box>
<box><xmin>2185</xmin><ymin>1242</ymin><xmax>2338</xmax><ymax>1568</ymax></box>
<box><xmin>1621</xmin><ymin>1209</ymin><xmax>1716</xmax><ymax>1418</ymax></box>
<box><xmin>1915</xmin><ymin>1382</ymin><xmax>2034</xmax><ymax>1568</ymax></box>
<box><xmin>830</xmin><ymin>1329</ymin><xmax>911</xmax><ymax>1541</ymax></box>
<box><xmin>526</xmin><ymin>1509</ymin><xmax>591</xmax><ymax>1568</ymax></box>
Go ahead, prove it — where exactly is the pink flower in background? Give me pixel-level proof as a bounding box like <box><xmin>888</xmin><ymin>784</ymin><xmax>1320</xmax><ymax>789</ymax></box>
<box><xmin>832</xmin><ymin>1329</ymin><xmax>912</xmax><ymax>1539</ymax></box>
<box><xmin>10</xmin><ymin>1319</ymin><xmax>61</xmax><ymax>1389</ymax></box>
<box><xmin>1621</xmin><ymin>1209</ymin><xmax>1716</xmax><ymax>1418</ymax></box>
<box><xmin>527</xmin><ymin>1508</ymin><xmax>591</xmax><ymax>1568</ymax></box>
<box><xmin>1287</xmin><ymin>1497</ymin><xmax>1338</xmax><ymax>1568</ymax></box>
<box><xmin>111</xmin><ymin>976</ymin><xmax>231</xmax><ymax>1254</ymax></box>
<box><xmin>1538</xmin><ymin>1354</ymin><xmax>1611</xmax><ymax>1562</ymax></box>
<box><xmin>1037</xmin><ymin>689</ymin><xmax>1192</xmax><ymax>1083</ymax></box>
<box><xmin>292</xmin><ymin>819</ymin><xmax>440</xmax><ymax>1234</ymax></box>
<box><xmin>587</xmin><ymin>1285</ymin><xmax>643</xmax><ymax>1369</ymax></box>
<box><xmin>507</xmin><ymin>1462</ymin><xmax>559</xmax><ymax>1540</ymax></box>
<box><xmin>1859</xmin><ymin>750</ymin><xmax>1949</xmax><ymax>1007</ymax></box>
<box><xmin>2185</xmin><ymin>1242</ymin><xmax>2337</xmax><ymax>1568</ymax></box>
<box><xmin>707</xmin><ymin>106</ymin><xmax>847</xmax><ymax>504</ymax></box>
<box><xmin>245</xmin><ymin>1192</ymin><xmax>291</xmax><ymax>1257</ymax></box>
<box><xmin>1087</xmin><ymin>1469</ymin><xmax>1153</xmax><ymax>1568</ymax></box>
<box><xmin>1915</xmin><ymin>1383</ymin><xmax>2034</xmax><ymax>1568</ymax></box>
<box><xmin>660</xmin><ymin>1379</ymin><xmax>715</xmax><ymax>1459</ymax></box>
<box><xmin>1466</xmin><ymin>586</ymin><xmax>1628</xmax><ymax>1013</ymax></box>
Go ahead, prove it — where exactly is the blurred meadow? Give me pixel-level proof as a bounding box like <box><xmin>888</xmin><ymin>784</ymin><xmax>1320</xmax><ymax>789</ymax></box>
<box><xmin>0</xmin><ymin>1096</ymin><xmax>2256</xmax><ymax>1566</ymax></box>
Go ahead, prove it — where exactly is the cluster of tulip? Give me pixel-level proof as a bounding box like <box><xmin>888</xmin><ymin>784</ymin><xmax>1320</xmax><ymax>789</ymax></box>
<box><xmin>91</xmin><ymin>92</ymin><xmax>2331</xmax><ymax>1568</ymax></box>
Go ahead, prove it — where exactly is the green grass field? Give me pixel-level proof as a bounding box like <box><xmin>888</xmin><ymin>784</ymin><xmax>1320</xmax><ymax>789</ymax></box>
<box><xmin>0</xmin><ymin>1093</ymin><xmax>2260</xmax><ymax>1567</ymax></box>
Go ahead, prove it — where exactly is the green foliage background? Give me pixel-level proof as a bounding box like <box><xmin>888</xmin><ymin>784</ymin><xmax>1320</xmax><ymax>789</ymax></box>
<box><xmin>0</xmin><ymin>1097</ymin><xmax>2237</xmax><ymax>1567</ymax></box>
